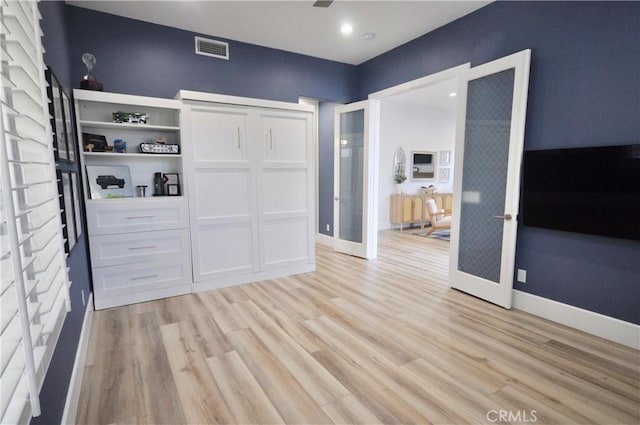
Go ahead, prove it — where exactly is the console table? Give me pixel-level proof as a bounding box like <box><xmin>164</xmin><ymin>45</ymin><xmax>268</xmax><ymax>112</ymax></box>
<box><xmin>390</xmin><ymin>193</ymin><xmax>453</xmax><ymax>231</ymax></box>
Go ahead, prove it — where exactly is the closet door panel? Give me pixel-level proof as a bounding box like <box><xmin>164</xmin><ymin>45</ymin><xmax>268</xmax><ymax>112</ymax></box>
<box><xmin>190</xmin><ymin>106</ymin><xmax>249</xmax><ymax>162</ymax></box>
<box><xmin>260</xmin><ymin>112</ymin><xmax>309</xmax><ymax>162</ymax></box>
<box><xmin>193</xmin><ymin>168</ymin><xmax>252</xmax><ymax>217</ymax></box>
<box><xmin>262</xmin><ymin>217</ymin><xmax>310</xmax><ymax>268</ymax></box>
<box><xmin>192</xmin><ymin>222</ymin><xmax>255</xmax><ymax>281</ymax></box>
<box><xmin>257</xmin><ymin>109</ymin><xmax>313</xmax><ymax>271</ymax></box>
<box><xmin>261</xmin><ymin>169</ymin><xmax>308</xmax><ymax>213</ymax></box>
<box><xmin>186</xmin><ymin>103</ymin><xmax>257</xmax><ymax>283</ymax></box>
<box><xmin>184</xmin><ymin>98</ymin><xmax>315</xmax><ymax>285</ymax></box>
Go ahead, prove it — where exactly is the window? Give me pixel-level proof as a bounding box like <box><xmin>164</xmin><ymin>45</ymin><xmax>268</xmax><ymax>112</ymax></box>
<box><xmin>1</xmin><ymin>1</ymin><xmax>71</xmax><ymax>422</ymax></box>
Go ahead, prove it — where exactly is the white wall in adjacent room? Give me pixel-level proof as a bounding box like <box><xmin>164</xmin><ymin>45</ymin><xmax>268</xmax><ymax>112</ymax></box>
<box><xmin>378</xmin><ymin>98</ymin><xmax>457</xmax><ymax>230</ymax></box>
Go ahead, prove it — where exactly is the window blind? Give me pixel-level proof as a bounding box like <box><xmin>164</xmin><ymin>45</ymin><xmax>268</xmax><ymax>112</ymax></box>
<box><xmin>1</xmin><ymin>1</ymin><xmax>71</xmax><ymax>423</ymax></box>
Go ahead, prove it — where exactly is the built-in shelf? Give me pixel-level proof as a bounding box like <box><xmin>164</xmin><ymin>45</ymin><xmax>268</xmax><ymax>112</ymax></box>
<box><xmin>86</xmin><ymin>196</ymin><xmax>187</xmax><ymax>204</ymax></box>
<box><xmin>76</xmin><ymin>89</ymin><xmax>191</xmax><ymax>310</ymax></box>
<box><xmin>82</xmin><ymin>152</ymin><xmax>181</xmax><ymax>159</ymax></box>
<box><xmin>79</xmin><ymin>120</ymin><xmax>180</xmax><ymax>132</ymax></box>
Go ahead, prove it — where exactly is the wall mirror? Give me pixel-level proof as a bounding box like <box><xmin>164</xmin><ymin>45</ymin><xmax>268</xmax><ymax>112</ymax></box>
<box><xmin>393</xmin><ymin>147</ymin><xmax>406</xmax><ymax>176</ymax></box>
<box><xmin>411</xmin><ymin>151</ymin><xmax>437</xmax><ymax>180</ymax></box>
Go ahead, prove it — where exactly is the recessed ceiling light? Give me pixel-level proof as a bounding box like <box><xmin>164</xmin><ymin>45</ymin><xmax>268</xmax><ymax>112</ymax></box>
<box><xmin>341</xmin><ymin>23</ymin><xmax>353</xmax><ymax>35</ymax></box>
<box><xmin>449</xmin><ymin>92</ymin><xmax>457</xmax><ymax>97</ymax></box>
<box><xmin>363</xmin><ymin>32</ymin><xmax>376</xmax><ymax>40</ymax></box>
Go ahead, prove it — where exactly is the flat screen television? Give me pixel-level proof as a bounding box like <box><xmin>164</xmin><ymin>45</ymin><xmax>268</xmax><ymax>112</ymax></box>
<box><xmin>521</xmin><ymin>144</ymin><xmax>640</xmax><ymax>241</ymax></box>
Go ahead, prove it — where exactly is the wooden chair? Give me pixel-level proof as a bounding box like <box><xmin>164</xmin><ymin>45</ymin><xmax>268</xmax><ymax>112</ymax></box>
<box><xmin>425</xmin><ymin>198</ymin><xmax>452</xmax><ymax>235</ymax></box>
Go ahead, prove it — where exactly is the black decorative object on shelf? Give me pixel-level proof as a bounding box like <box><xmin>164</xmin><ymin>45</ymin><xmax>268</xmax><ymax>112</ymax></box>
<box><xmin>153</xmin><ymin>172</ymin><xmax>165</xmax><ymax>196</ymax></box>
<box><xmin>82</xmin><ymin>133</ymin><xmax>108</xmax><ymax>152</ymax></box>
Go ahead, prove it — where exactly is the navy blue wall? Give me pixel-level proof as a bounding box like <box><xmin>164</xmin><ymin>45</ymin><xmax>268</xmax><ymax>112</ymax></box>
<box><xmin>358</xmin><ymin>1</ymin><xmax>639</xmax><ymax>323</ymax></box>
<box><xmin>65</xmin><ymin>6</ymin><xmax>358</xmax><ymax>103</ymax></box>
<box><xmin>34</xmin><ymin>2</ymin><xmax>93</xmax><ymax>424</ymax></box>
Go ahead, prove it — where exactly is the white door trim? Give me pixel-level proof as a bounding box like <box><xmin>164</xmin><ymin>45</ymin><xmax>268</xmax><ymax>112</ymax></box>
<box><xmin>299</xmin><ymin>97</ymin><xmax>320</xmax><ymax>237</ymax></box>
<box><xmin>368</xmin><ymin>63</ymin><xmax>471</xmax><ymax>101</ymax></box>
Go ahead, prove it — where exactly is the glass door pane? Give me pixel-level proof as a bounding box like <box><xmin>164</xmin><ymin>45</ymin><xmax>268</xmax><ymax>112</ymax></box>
<box><xmin>338</xmin><ymin>109</ymin><xmax>365</xmax><ymax>243</ymax></box>
<box><xmin>458</xmin><ymin>69</ymin><xmax>515</xmax><ymax>283</ymax></box>
<box><xmin>334</xmin><ymin>100</ymin><xmax>375</xmax><ymax>259</ymax></box>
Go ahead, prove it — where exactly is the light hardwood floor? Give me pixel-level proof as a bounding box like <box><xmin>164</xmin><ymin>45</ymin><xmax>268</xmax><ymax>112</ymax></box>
<box><xmin>76</xmin><ymin>230</ymin><xmax>640</xmax><ymax>424</ymax></box>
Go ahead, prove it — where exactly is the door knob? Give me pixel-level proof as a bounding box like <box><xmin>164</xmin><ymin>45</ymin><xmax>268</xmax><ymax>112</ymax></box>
<box><xmin>493</xmin><ymin>214</ymin><xmax>512</xmax><ymax>221</ymax></box>
<box><xmin>334</xmin><ymin>196</ymin><xmax>339</xmax><ymax>201</ymax></box>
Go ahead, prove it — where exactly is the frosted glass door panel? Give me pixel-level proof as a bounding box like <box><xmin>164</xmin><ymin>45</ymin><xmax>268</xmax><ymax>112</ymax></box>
<box><xmin>338</xmin><ymin>109</ymin><xmax>365</xmax><ymax>244</ymax></box>
<box><xmin>458</xmin><ymin>69</ymin><xmax>515</xmax><ymax>283</ymax></box>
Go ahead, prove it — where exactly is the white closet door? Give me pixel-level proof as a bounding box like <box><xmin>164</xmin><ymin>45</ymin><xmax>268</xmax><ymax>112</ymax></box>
<box><xmin>257</xmin><ymin>110</ymin><xmax>314</xmax><ymax>271</ymax></box>
<box><xmin>187</xmin><ymin>104</ymin><xmax>257</xmax><ymax>282</ymax></box>
<box><xmin>191</xmin><ymin>105</ymin><xmax>249</xmax><ymax>161</ymax></box>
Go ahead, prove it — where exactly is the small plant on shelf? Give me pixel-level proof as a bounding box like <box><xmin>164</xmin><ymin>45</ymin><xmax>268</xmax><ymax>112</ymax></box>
<box><xmin>394</xmin><ymin>173</ymin><xmax>407</xmax><ymax>184</ymax></box>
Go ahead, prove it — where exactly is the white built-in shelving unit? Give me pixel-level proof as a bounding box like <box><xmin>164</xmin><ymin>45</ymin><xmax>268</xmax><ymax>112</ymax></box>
<box><xmin>74</xmin><ymin>90</ymin><xmax>192</xmax><ymax>309</ymax></box>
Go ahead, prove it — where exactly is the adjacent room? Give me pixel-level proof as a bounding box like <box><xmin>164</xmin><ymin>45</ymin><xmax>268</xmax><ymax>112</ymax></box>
<box><xmin>1</xmin><ymin>1</ymin><xmax>638</xmax><ymax>424</ymax></box>
<box><xmin>378</xmin><ymin>78</ymin><xmax>458</xmax><ymax>237</ymax></box>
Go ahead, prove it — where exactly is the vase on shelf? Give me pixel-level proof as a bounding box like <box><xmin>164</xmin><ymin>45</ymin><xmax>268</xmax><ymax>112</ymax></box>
<box><xmin>396</xmin><ymin>183</ymin><xmax>404</xmax><ymax>194</ymax></box>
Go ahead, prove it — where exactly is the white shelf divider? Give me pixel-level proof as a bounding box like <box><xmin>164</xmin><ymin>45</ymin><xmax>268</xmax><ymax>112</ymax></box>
<box><xmin>79</xmin><ymin>120</ymin><xmax>180</xmax><ymax>132</ymax></box>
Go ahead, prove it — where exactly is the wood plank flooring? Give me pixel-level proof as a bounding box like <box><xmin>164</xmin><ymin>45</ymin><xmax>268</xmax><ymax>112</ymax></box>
<box><xmin>76</xmin><ymin>230</ymin><xmax>640</xmax><ymax>424</ymax></box>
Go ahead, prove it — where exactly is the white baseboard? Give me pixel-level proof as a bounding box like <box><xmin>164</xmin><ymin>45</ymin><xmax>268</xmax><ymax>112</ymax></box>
<box><xmin>61</xmin><ymin>293</ymin><xmax>94</xmax><ymax>425</ymax></box>
<box><xmin>512</xmin><ymin>290</ymin><xmax>639</xmax><ymax>349</ymax></box>
<box><xmin>315</xmin><ymin>233</ymin><xmax>334</xmax><ymax>247</ymax></box>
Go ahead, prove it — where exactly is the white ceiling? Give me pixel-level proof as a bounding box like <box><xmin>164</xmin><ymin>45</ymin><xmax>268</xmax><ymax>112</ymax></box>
<box><xmin>66</xmin><ymin>1</ymin><xmax>490</xmax><ymax>65</ymax></box>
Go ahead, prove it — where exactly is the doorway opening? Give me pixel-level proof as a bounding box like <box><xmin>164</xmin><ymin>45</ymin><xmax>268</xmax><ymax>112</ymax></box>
<box><xmin>377</xmin><ymin>77</ymin><xmax>460</xmax><ymax>241</ymax></box>
<box><xmin>333</xmin><ymin>50</ymin><xmax>531</xmax><ymax>309</ymax></box>
<box><xmin>363</xmin><ymin>63</ymin><xmax>471</xmax><ymax>259</ymax></box>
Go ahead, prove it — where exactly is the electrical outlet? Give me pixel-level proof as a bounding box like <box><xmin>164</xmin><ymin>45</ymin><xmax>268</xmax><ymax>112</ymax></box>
<box><xmin>81</xmin><ymin>290</ymin><xmax>86</xmax><ymax>307</ymax></box>
<box><xmin>326</xmin><ymin>224</ymin><xmax>331</xmax><ymax>232</ymax></box>
<box><xmin>517</xmin><ymin>269</ymin><xmax>527</xmax><ymax>283</ymax></box>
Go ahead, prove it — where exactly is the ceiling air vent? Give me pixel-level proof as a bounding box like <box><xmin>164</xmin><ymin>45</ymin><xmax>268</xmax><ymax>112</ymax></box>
<box><xmin>195</xmin><ymin>36</ymin><xmax>229</xmax><ymax>60</ymax></box>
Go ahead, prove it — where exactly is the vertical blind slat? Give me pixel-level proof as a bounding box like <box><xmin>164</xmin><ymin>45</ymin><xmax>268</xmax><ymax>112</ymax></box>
<box><xmin>1</xmin><ymin>1</ymin><xmax>71</xmax><ymax>421</ymax></box>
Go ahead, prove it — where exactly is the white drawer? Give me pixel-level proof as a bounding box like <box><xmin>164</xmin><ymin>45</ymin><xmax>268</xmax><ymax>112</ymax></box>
<box><xmin>90</xmin><ymin>229</ymin><xmax>190</xmax><ymax>268</ymax></box>
<box><xmin>92</xmin><ymin>259</ymin><xmax>191</xmax><ymax>300</ymax></box>
<box><xmin>87</xmin><ymin>198</ymin><xmax>188</xmax><ymax>235</ymax></box>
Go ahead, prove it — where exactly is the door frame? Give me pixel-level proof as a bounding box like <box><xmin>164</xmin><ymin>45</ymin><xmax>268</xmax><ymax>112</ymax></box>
<box><xmin>365</xmin><ymin>64</ymin><xmax>472</xmax><ymax>255</ymax></box>
<box><xmin>330</xmin><ymin>64</ymin><xmax>471</xmax><ymax>259</ymax></box>
<box><xmin>449</xmin><ymin>49</ymin><xmax>531</xmax><ymax>309</ymax></box>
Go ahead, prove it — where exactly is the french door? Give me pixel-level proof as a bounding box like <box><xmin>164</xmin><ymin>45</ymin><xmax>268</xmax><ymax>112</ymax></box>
<box><xmin>333</xmin><ymin>101</ymin><xmax>377</xmax><ymax>259</ymax></box>
<box><xmin>450</xmin><ymin>50</ymin><xmax>531</xmax><ymax>308</ymax></box>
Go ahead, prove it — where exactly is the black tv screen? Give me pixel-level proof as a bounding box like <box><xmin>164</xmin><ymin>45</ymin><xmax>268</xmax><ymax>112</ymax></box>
<box><xmin>521</xmin><ymin>144</ymin><xmax>640</xmax><ymax>241</ymax></box>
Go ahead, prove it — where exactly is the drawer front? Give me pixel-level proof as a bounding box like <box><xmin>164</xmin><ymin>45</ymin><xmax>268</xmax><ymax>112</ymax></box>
<box><xmin>90</xmin><ymin>229</ymin><xmax>190</xmax><ymax>268</ymax></box>
<box><xmin>93</xmin><ymin>259</ymin><xmax>190</xmax><ymax>299</ymax></box>
<box><xmin>87</xmin><ymin>198</ymin><xmax>188</xmax><ymax>235</ymax></box>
